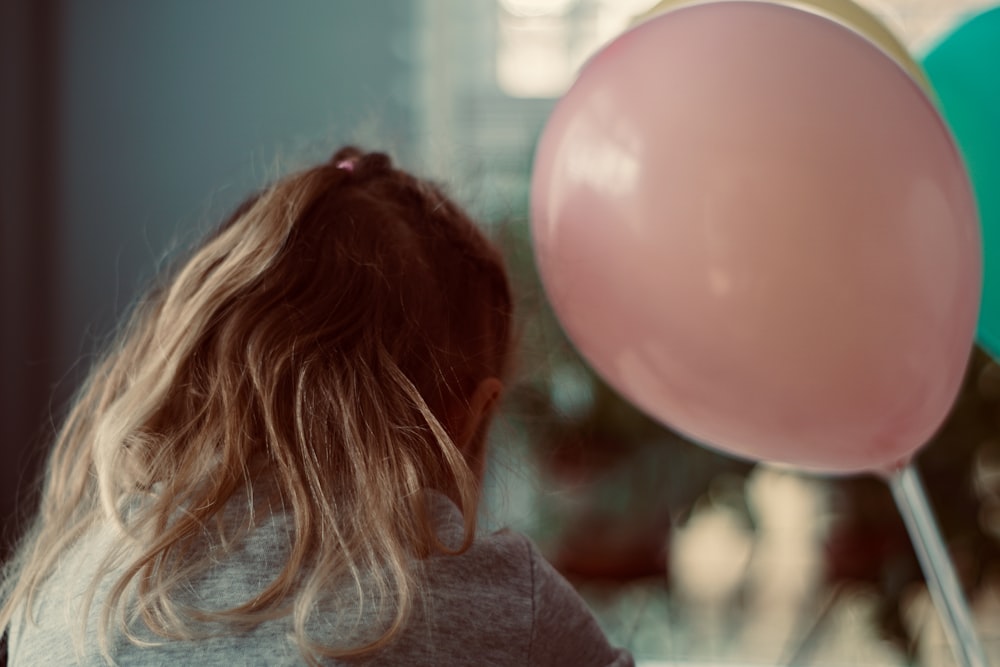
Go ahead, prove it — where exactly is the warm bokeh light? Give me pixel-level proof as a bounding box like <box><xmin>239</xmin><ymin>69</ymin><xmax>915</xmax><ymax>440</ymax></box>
<box><xmin>496</xmin><ymin>0</ymin><xmax>997</xmax><ymax>98</ymax></box>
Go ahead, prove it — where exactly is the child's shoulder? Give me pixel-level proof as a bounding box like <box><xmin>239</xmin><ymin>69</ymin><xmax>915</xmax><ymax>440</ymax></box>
<box><xmin>419</xmin><ymin>505</ymin><xmax>634</xmax><ymax>666</ymax></box>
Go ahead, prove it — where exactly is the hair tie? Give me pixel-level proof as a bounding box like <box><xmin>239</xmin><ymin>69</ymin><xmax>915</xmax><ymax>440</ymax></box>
<box><xmin>336</xmin><ymin>159</ymin><xmax>356</xmax><ymax>172</ymax></box>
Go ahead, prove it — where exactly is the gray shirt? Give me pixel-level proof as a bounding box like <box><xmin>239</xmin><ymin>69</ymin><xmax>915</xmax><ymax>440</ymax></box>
<box><xmin>9</xmin><ymin>494</ymin><xmax>634</xmax><ymax>666</ymax></box>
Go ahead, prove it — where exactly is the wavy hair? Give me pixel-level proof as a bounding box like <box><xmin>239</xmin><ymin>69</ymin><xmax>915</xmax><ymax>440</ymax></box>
<box><xmin>0</xmin><ymin>147</ymin><xmax>514</xmax><ymax>664</ymax></box>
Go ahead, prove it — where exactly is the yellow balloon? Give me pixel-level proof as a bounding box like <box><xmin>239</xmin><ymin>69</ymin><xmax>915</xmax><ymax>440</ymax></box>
<box><xmin>633</xmin><ymin>0</ymin><xmax>932</xmax><ymax>94</ymax></box>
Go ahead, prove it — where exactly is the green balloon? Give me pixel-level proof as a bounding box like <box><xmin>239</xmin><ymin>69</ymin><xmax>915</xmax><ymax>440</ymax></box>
<box><xmin>924</xmin><ymin>7</ymin><xmax>1000</xmax><ymax>357</ymax></box>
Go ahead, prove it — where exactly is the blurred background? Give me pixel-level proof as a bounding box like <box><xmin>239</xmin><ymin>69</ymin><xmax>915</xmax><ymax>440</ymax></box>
<box><xmin>2</xmin><ymin>1</ymin><xmax>998</xmax><ymax>664</ymax></box>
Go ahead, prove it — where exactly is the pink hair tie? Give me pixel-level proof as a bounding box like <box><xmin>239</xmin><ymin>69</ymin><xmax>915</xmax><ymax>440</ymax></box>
<box><xmin>335</xmin><ymin>159</ymin><xmax>356</xmax><ymax>172</ymax></box>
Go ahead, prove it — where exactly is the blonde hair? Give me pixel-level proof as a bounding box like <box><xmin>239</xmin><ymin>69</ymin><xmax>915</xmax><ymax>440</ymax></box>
<box><xmin>0</xmin><ymin>147</ymin><xmax>514</xmax><ymax>664</ymax></box>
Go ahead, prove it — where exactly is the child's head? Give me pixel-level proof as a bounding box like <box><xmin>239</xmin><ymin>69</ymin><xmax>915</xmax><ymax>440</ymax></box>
<box><xmin>103</xmin><ymin>146</ymin><xmax>513</xmax><ymax>513</ymax></box>
<box><xmin>3</xmin><ymin>146</ymin><xmax>515</xmax><ymax>663</ymax></box>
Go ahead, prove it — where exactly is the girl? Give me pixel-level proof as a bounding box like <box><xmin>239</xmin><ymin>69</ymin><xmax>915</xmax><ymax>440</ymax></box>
<box><xmin>0</xmin><ymin>148</ymin><xmax>633</xmax><ymax>666</ymax></box>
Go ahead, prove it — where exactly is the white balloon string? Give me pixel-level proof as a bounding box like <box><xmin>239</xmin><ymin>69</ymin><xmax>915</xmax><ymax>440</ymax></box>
<box><xmin>888</xmin><ymin>463</ymin><xmax>991</xmax><ymax>667</ymax></box>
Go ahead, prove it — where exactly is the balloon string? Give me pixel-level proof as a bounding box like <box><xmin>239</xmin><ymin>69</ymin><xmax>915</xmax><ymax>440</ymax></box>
<box><xmin>888</xmin><ymin>463</ymin><xmax>991</xmax><ymax>667</ymax></box>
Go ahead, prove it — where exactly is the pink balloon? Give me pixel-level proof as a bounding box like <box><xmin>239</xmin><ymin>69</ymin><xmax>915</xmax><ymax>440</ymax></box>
<box><xmin>531</xmin><ymin>1</ymin><xmax>980</xmax><ymax>474</ymax></box>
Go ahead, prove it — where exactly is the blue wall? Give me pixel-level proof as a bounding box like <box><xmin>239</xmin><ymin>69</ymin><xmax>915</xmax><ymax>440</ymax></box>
<box><xmin>1</xmin><ymin>0</ymin><xmax>420</xmax><ymax>550</ymax></box>
<box><xmin>58</xmin><ymin>0</ymin><xmax>417</xmax><ymax>362</ymax></box>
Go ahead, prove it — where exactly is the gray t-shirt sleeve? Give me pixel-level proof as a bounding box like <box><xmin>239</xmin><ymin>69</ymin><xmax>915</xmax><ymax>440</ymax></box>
<box><xmin>7</xmin><ymin>496</ymin><xmax>636</xmax><ymax>666</ymax></box>
<box><xmin>525</xmin><ymin>540</ymin><xmax>635</xmax><ymax>667</ymax></box>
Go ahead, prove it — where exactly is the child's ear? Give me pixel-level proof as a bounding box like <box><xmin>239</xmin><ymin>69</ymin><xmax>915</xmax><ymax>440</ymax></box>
<box><xmin>456</xmin><ymin>377</ymin><xmax>503</xmax><ymax>459</ymax></box>
<box><xmin>470</xmin><ymin>377</ymin><xmax>503</xmax><ymax>421</ymax></box>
